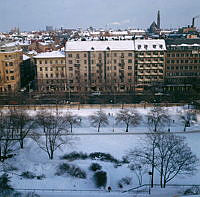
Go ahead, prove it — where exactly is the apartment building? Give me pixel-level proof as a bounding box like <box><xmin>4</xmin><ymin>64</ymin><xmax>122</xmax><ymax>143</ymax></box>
<box><xmin>35</xmin><ymin>40</ymin><xmax>167</xmax><ymax>94</ymax></box>
<box><xmin>0</xmin><ymin>45</ymin><xmax>22</xmax><ymax>92</ymax></box>
<box><xmin>34</xmin><ymin>51</ymin><xmax>66</xmax><ymax>92</ymax></box>
<box><xmin>65</xmin><ymin>40</ymin><xmax>135</xmax><ymax>93</ymax></box>
<box><xmin>165</xmin><ymin>40</ymin><xmax>200</xmax><ymax>92</ymax></box>
<box><xmin>134</xmin><ymin>40</ymin><xmax>166</xmax><ymax>92</ymax></box>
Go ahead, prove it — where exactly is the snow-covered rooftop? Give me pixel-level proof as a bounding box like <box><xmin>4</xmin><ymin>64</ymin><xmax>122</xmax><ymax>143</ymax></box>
<box><xmin>23</xmin><ymin>54</ymin><xmax>30</xmax><ymax>61</ymax></box>
<box><xmin>135</xmin><ymin>39</ymin><xmax>166</xmax><ymax>51</ymax></box>
<box><xmin>65</xmin><ymin>40</ymin><xmax>166</xmax><ymax>52</ymax></box>
<box><xmin>65</xmin><ymin>40</ymin><xmax>135</xmax><ymax>51</ymax></box>
<box><xmin>34</xmin><ymin>51</ymin><xmax>65</xmax><ymax>59</ymax></box>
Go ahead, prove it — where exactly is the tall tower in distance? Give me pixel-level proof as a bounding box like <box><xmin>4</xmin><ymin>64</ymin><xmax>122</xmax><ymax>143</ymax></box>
<box><xmin>157</xmin><ymin>10</ymin><xmax>160</xmax><ymax>29</ymax></box>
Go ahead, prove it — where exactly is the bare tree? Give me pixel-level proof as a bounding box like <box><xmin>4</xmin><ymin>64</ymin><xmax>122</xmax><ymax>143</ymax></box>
<box><xmin>155</xmin><ymin>134</ymin><xmax>199</xmax><ymax>188</ymax></box>
<box><xmin>89</xmin><ymin>111</ymin><xmax>109</xmax><ymax>132</ymax></box>
<box><xmin>147</xmin><ymin>105</ymin><xmax>169</xmax><ymax>133</ymax></box>
<box><xmin>179</xmin><ymin>109</ymin><xmax>196</xmax><ymax>132</ymax></box>
<box><xmin>0</xmin><ymin>110</ymin><xmax>18</xmax><ymax>162</ymax></box>
<box><xmin>129</xmin><ymin>161</ymin><xmax>148</xmax><ymax>186</ymax></box>
<box><xmin>32</xmin><ymin>110</ymin><xmax>71</xmax><ymax>160</ymax></box>
<box><xmin>65</xmin><ymin>111</ymin><xmax>81</xmax><ymax>133</ymax></box>
<box><xmin>115</xmin><ymin>109</ymin><xmax>142</xmax><ymax>132</ymax></box>
<box><xmin>127</xmin><ymin>133</ymin><xmax>199</xmax><ymax>188</ymax></box>
<box><xmin>9</xmin><ymin>108</ymin><xmax>35</xmax><ymax>149</ymax></box>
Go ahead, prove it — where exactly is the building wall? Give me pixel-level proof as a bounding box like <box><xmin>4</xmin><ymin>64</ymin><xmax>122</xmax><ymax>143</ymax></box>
<box><xmin>165</xmin><ymin>45</ymin><xmax>200</xmax><ymax>92</ymax></box>
<box><xmin>66</xmin><ymin>50</ymin><xmax>135</xmax><ymax>93</ymax></box>
<box><xmin>0</xmin><ymin>50</ymin><xmax>22</xmax><ymax>92</ymax></box>
<box><xmin>36</xmin><ymin>57</ymin><xmax>66</xmax><ymax>92</ymax></box>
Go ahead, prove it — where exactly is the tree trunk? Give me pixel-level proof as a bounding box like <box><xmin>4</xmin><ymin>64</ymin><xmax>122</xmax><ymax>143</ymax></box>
<box><xmin>98</xmin><ymin>123</ymin><xmax>100</xmax><ymax>132</ymax></box>
<box><xmin>126</xmin><ymin>124</ymin><xmax>129</xmax><ymax>132</ymax></box>
<box><xmin>70</xmin><ymin>124</ymin><xmax>73</xmax><ymax>133</ymax></box>
<box><xmin>151</xmin><ymin>142</ymin><xmax>155</xmax><ymax>188</ymax></box>
<box><xmin>20</xmin><ymin>139</ymin><xmax>24</xmax><ymax>149</ymax></box>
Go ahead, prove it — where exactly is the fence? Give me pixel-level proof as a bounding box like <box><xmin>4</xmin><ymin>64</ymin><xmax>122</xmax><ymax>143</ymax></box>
<box><xmin>0</xmin><ymin>103</ymin><xmax>185</xmax><ymax>111</ymax></box>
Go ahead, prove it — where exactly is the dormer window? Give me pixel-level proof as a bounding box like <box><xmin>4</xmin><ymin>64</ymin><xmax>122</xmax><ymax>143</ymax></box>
<box><xmin>106</xmin><ymin>46</ymin><xmax>110</xmax><ymax>50</ymax></box>
<box><xmin>91</xmin><ymin>47</ymin><xmax>94</xmax><ymax>50</ymax></box>
<box><xmin>159</xmin><ymin>45</ymin><xmax>163</xmax><ymax>49</ymax></box>
<box><xmin>144</xmin><ymin>45</ymin><xmax>148</xmax><ymax>49</ymax></box>
<box><xmin>153</xmin><ymin>45</ymin><xmax>156</xmax><ymax>49</ymax></box>
<box><xmin>138</xmin><ymin>45</ymin><xmax>141</xmax><ymax>49</ymax></box>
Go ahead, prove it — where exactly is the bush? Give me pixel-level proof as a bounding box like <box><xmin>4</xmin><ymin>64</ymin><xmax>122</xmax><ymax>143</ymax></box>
<box><xmin>121</xmin><ymin>156</ymin><xmax>130</xmax><ymax>164</ymax></box>
<box><xmin>93</xmin><ymin>171</ymin><xmax>107</xmax><ymax>188</ymax></box>
<box><xmin>36</xmin><ymin>174</ymin><xmax>46</xmax><ymax>180</ymax></box>
<box><xmin>3</xmin><ymin>165</ymin><xmax>18</xmax><ymax>172</ymax></box>
<box><xmin>55</xmin><ymin>163</ymin><xmax>86</xmax><ymax>179</ymax></box>
<box><xmin>61</xmin><ymin>152</ymin><xmax>88</xmax><ymax>161</ymax></box>
<box><xmin>184</xmin><ymin>186</ymin><xmax>200</xmax><ymax>195</ymax></box>
<box><xmin>0</xmin><ymin>173</ymin><xmax>14</xmax><ymax>196</ymax></box>
<box><xmin>118</xmin><ymin>177</ymin><xmax>132</xmax><ymax>188</ymax></box>
<box><xmin>20</xmin><ymin>171</ymin><xmax>36</xmax><ymax>179</ymax></box>
<box><xmin>89</xmin><ymin>152</ymin><xmax>119</xmax><ymax>163</ymax></box>
<box><xmin>89</xmin><ymin>163</ymin><xmax>102</xmax><ymax>171</ymax></box>
<box><xmin>69</xmin><ymin>165</ymin><xmax>87</xmax><ymax>179</ymax></box>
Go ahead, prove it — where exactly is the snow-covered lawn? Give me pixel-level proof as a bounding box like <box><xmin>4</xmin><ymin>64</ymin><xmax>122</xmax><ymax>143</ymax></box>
<box><xmin>1</xmin><ymin>105</ymin><xmax>200</xmax><ymax>197</ymax></box>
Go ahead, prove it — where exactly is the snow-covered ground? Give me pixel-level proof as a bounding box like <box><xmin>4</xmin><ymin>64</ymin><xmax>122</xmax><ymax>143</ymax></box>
<box><xmin>1</xmin><ymin>105</ymin><xmax>200</xmax><ymax>197</ymax></box>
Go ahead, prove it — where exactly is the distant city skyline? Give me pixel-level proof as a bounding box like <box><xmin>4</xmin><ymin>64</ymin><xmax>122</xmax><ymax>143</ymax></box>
<box><xmin>1</xmin><ymin>0</ymin><xmax>200</xmax><ymax>32</ymax></box>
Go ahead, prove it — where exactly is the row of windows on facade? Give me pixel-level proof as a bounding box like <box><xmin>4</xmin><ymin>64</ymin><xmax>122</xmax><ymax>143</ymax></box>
<box><xmin>136</xmin><ymin>51</ymin><xmax>164</xmax><ymax>56</ymax></box>
<box><xmin>137</xmin><ymin>76</ymin><xmax>163</xmax><ymax>80</ymax></box>
<box><xmin>166</xmin><ymin>72</ymin><xmax>200</xmax><ymax>76</ymax></box>
<box><xmin>4</xmin><ymin>54</ymin><xmax>22</xmax><ymax>59</ymax></box>
<box><xmin>167</xmin><ymin>59</ymin><xmax>200</xmax><ymax>64</ymax></box>
<box><xmin>137</xmin><ymin>70</ymin><xmax>163</xmax><ymax>74</ymax></box>
<box><xmin>41</xmin><ymin>73</ymin><xmax>65</xmax><ymax>78</ymax></box>
<box><xmin>136</xmin><ymin>58</ymin><xmax>164</xmax><ymax>62</ymax></box>
<box><xmin>136</xmin><ymin>64</ymin><xmax>164</xmax><ymax>68</ymax></box>
<box><xmin>167</xmin><ymin>65</ymin><xmax>200</xmax><ymax>70</ymax></box>
<box><xmin>67</xmin><ymin>59</ymin><xmax>134</xmax><ymax>64</ymax></box>
<box><xmin>0</xmin><ymin>85</ymin><xmax>13</xmax><ymax>92</ymax></box>
<box><xmin>137</xmin><ymin>44</ymin><xmax>163</xmax><ymax>50</ymax></box>
<box><xmin>167</xmin><ymin>53</ymin><xmax>200</xmax><ymax>58</ymax></box>
<box><xmin>67</xmin><ymin>52</ymin><xmax>133</xmax><ymax>58</ymax></box>
<box><xmin>68</xmin><ymin>65</ymin><xmax>133</xmax><ymax>71</ymax></box>
<box><xmin>5</xmin><ymin>62</ymin><xmax>14</xmax><ymax>66</ymax></box>
<box><xmin>39</xmin><ymin>66</ymin><xmax>65</xmax><ymax>71</ymax></box>
<box><xmin>38</xmin><ymin>59</ymin><xmax>64</xmax><ymax>65</ymax></box>
<box><xmin>167</xmin><ymin>46</ymin><xmax>200</xmax><ymax>51</ymax></box>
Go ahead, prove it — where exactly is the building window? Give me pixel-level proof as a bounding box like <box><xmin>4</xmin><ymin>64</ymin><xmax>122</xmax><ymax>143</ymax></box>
<box><xmin>84</xmin><ymin>53</ymin><xmax>87</xmax><ymax>57</ymax></box>
<box><xmin>128</xmin><ymin>66</ymin><xmax>132</xmax><ymax>70</ymax></box>
<box><xmin>45</xmin><ymin>67</ymin><xmax>48</xmax><ymax>71</ymax></box>
<box><xmin>69</xmin><ymin>67</ymin><xmax>73</xmax><ymax>71</ymax></box>
<box><xmin>69</xmin><ymin>60</ymin><xmax>73</xmax><ymax>64</ymax></box>
<box><xmin>50</xmin><ymin>60</ymin><xmax>52</xmax><ymax>64</ymax></box>
<box><xmin>84</xmin><ymin>60</ymin><xmax>87</xmax><ymax>64</ymax></box>
<box><xmin>9</xmin><ymin>62</ymin><xmax>13</xmax><ymax>66</ymax></box>
<box><xmin>10</xmin><ymin>76</ymin><xmax>15</xmax><ymax>80</ymax></box>
<box><xmin>45</xmin><ymin>60</ymin><xmax>47</xmax><ymax>64</ymax></box>
<box><xmin>128</xmin><ymin>53</ymin><xmax>132</xmax><ymax>57</ymax></box>
<box><xmin>76</xmin><ymin>54</ymin><xmax>80</xmax><ymax>59</ymax></box>
<box><xmin>39</xmin><ymin>60</ymin><xmax>42</xmax><ymax>64</ymax></box>
<box><xmin>40</xmin><ymin>67</ymin><xmax>42</xmax><ymax>71</ymax></box>
<box><xmin>128</xmin><ymin>59</ymin><xmax>132</xmax><ymax>63</ymax></box>
<box><xmin>68</xmin><ymin>54</ymin><xmax>72</xmax><ymax>58</ymax></box>
<box><xmin>46</xmin><ymin>74</ymin><xmax>48</xmax><ymax>78</ymax></box>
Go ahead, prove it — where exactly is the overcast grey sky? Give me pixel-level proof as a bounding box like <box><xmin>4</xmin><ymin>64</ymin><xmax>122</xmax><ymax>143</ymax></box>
<box><xmin>0</xmin><ymin>0</ymin><xmax>200</xmax><ymax>32</ymax></box>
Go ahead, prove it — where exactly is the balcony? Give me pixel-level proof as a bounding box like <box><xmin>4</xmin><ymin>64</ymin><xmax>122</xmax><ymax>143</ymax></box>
<box><xmin>74</xmin><ymin>64</ymin><xmax>80</xmax><ymax>67</ymax></box>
